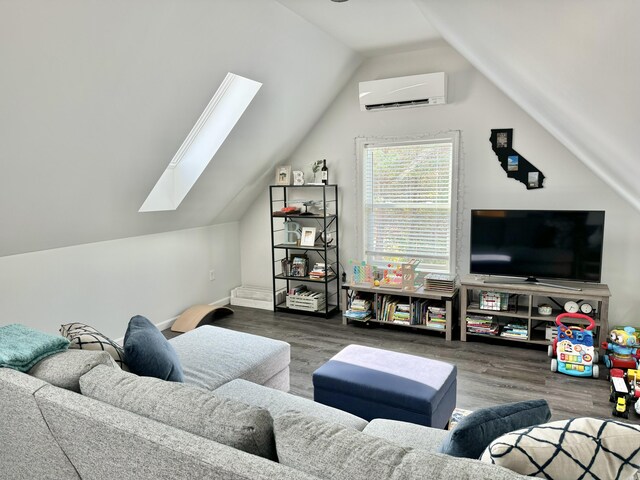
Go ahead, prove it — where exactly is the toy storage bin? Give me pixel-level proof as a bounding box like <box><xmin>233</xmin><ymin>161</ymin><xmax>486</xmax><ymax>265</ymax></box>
<box><xmin>479</xmin><ymin>291</ymin><xmax>510</xmax><ymax>311</ymax></box>
<box><xmin>286</xmin><ymin>293</ymin><xmax>326</xmax><ymax>312</ymax></box>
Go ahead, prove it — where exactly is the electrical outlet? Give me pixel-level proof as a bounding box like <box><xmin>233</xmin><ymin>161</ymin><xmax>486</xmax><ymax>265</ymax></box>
<box><xmin>209</xmin><ymin>270</ymin><xmax>215</xmax><ymax>281</ymax></box>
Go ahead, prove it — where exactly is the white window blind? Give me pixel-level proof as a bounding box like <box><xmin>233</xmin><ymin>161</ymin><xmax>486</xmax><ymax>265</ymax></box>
<box><xmin>360</xmin><ymin>135</ymin><xmax>457</xmax><ymax>273</ymax></box>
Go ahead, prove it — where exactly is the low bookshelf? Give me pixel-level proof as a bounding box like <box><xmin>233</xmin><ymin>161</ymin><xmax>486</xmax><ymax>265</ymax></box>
<box><xmin>460</xmin><ymin>275</ymin><xmax>611</xmax><ymax>347</ymax></box>
<box><xmin>341</xmin><ymin>284</ymin><xmax>459</xmax><ymax>341</ymax></box>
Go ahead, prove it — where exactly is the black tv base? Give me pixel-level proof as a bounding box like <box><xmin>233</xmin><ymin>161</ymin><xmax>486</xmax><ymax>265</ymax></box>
<box><xmin>482</xmin><ymin>276</ymin><xmax>582</xmax><ymax>291</ymax></box>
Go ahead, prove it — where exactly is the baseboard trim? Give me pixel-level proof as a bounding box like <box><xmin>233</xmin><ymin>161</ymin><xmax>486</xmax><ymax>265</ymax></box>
<box><xmin>114</xmin><ymin>297</ymin><xmax>231</xmax><ymax>344</ymax></box>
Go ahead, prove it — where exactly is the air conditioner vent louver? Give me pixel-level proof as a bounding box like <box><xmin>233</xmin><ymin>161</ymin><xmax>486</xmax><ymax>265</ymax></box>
<box><xmin>359</xmin><ymin>72</ymin><xmax>447</xmax><ymax>112</ymax></box>
<box><xmin>365</xmin><ymin>98</ymin><xmax>434</xmax><ymax>110</ymax></box>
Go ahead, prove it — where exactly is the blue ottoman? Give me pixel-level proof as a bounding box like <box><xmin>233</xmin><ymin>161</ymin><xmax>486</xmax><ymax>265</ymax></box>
<box><xmin>313</xmin><ymin>345</ymin><xmax>457</xmax><ymax>429</ymax></box>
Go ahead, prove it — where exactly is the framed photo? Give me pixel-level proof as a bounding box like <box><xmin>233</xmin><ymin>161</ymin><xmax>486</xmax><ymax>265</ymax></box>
<box><xmin>276</xmin><ymin>165</ymin><xmax>292</xmax><ymax>185</ymax></box>
<box><xmin>300</xmin><ymin>227</ymin><xmax>316</xmax><ymax>247</ymax></box>
<box><xmin>290</xmin><ymin>254</ymin><xmax>308</xmax><ymax>277</ymax></box>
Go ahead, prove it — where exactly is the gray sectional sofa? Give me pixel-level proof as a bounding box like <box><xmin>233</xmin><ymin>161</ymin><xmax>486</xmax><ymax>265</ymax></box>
<box><xmin>0</xmin><ymin>326</ymin><xmax>529</xmax><ymax>480</ymax></box>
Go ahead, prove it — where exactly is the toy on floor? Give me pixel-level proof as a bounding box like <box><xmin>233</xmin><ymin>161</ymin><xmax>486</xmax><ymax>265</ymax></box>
<box><xmin>549</xmin><ymin>312</ymin><xmax>598</xmax><ymax>378</ymax></box>
<box><xmin>609</xmin><ymin>368</ymin><xmax>640</xmax><ymax>419</ymax></box>
<box><xmin>601</xmin><ymin>326</ymin><xmax>639</xmax><ymax>370</ymax></box>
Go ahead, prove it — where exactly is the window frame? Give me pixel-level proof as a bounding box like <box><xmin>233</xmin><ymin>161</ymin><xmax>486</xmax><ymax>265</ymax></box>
<box><xmin>355</xmin><ymin>132</ymin><xmax>460</xmax><ymax>274</ymax></box>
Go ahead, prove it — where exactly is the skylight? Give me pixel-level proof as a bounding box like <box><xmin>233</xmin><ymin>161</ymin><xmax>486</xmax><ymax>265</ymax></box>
<box><xmin>139</xmin><ymin>73</ymin><xmax>262</xmax><ymax>212</ymax></box>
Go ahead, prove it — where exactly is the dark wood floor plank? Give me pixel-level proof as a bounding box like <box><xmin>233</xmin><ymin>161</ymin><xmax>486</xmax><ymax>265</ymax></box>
<box><xmin>164</xmin><ymin>305</ymin><xmax>638</xmax><ymax>424</ymax></box>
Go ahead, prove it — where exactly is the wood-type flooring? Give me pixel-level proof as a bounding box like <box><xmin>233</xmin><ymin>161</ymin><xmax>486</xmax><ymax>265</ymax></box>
<box><xmin>164</xmin><ymin>305</ymin><xmax>638</xmax><ymax>423</ymax></box>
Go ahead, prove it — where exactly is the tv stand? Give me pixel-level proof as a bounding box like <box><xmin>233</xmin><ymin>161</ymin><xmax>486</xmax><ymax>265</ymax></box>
<box><xmin>482</xmin><ymin>276</ymin><xmax>582</xmax><ymax>291</ymax></box>
<box><xmin>460</xmin><ymin>275</ymin><xmax>611</xmax><ymax>347</ymax></box>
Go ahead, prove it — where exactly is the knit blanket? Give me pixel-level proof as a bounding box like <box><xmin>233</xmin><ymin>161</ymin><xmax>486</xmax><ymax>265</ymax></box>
<box><xmin>0</xmin><ymin>324</ymin><xmax>70</xmax><ymax>372</ymax></box>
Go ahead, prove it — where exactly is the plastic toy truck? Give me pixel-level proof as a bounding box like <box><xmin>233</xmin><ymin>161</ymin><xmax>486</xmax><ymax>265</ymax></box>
<box><xmin>549</xmin><ymin>313</ymin><xmax>599</xmax><ymax>379</ymax></box>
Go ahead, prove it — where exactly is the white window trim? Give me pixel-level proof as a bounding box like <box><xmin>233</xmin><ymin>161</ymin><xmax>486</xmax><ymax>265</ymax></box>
<box><xmin>355</xmin><ymin>132</ymin><xmax>460</xmax><ymax>274</ymax></box>
<box><xmin>139</xmin><ymin>73</ymin><xmax>261</xmax><ymax>212</ymax></box>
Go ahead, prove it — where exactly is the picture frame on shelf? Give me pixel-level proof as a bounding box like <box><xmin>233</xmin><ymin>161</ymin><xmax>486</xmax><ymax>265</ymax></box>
<box><xmin>290</xmin><ymin>254</ymin><xmax>308</xmax><ymax>277</ymax></box>
<box><xmin>300</xmin><ymin>227</ymin><xmax>316</xmax><ymax>247</ymax></box>
<box><xmin>275</xmin><ymin>165</ymin><xmax>292</xmax><ymax>185</ymax></box>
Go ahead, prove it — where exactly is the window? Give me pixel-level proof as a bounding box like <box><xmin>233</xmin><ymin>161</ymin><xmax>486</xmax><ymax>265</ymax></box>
<box><xmin>356</xmin><ymin>133</ymin><xmax>459</xmax><ymax>273</ymax></box>
<box><xmin>140</xmin><ymin>73</ymin><xmax>261</xmax><ymax>212</ymax></box>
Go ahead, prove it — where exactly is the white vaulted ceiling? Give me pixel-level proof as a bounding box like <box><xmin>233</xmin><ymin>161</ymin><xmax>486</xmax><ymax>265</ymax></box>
<box><xmin>414</xmin><ymin>0</ymin><xmax>640</xmax><ymax>213</ymax></box>
<box><xmin>0</xmin><ymin>0</ymin><xmax>360</xmax><ymax>256</ymax></box>
<box><xmin>1</xmin><ymin>0</ymin><xmax>638</xmax><ymax>259</ymax></box>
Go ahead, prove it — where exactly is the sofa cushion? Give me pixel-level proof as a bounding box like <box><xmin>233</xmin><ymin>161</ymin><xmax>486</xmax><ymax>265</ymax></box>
<box><xmin>80</xmin><ymin>365</ymin><xmax>276</xmax><ymax>460</ymax></box>
<box><xmin>363</xmin><ymin>418</ymin><xmax>448</xmax><ymax>453</ymax></box>
<box><xmin>273</xmin><ymin>412</ymin><xmax>528</xmax><ymax>480</ymax></box>
<box><xmin>481</xmin><ymin>417</ymin><xmax>640</xmax><ymax>480</ymax></box>
<box><xmin>29</xmin><ymin>349</ymin><xmax>116</xmax><ymax>392</ymax></box>
<box><xmin>438</xmin><ymin>399</ymin><xmax>551</xmax><ymax>459</ymax></box>
<box><xmin>168</xmin><ymin>325</ymin><xmax>290</xmax><ymax>391</ymax></box>
<box><xmin>214</xmin><ymin>378</ymin><xmax>367</xmax><ymax>430</ymax></box>
<box><xmin>123</xmin><ymin>315</ymin><xmax>184</xmax><ymax>382</ymax></box>
<box><xmin>60</xmin><ymin>322</ymin><xmax>126</xmax><ymax>369</ymax></box>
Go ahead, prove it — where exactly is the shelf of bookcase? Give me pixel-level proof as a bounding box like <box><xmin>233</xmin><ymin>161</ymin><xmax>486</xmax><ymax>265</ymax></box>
<box><xmin>274</xmin><ymin>274</ymin><xmax>337</xmax><ymax>283</ymax></box>
<box><xmin>274</xmin><ymin>243</ymin><xmax>337</xmax><ymax>252</ymax></box>
<box><xmin>275</xmin><ymin>303</ymin><xmax>339</xmax><ymax>317</ymax></box>
<box><xmin>341</xmin><ymin>284</ymin><xmax>458</xmax><ymax>341</ymax></box>
<box><xmin>272</xmin><ymin>214</ymin><xmax>337</xmax><ymax>220</ymax></box>
<box><xmin>465</xmin><ymin>332</ymin><xmax>549</xmax><ymax>346</ymax></box>
<box><xmin>466</xmin><ymin>304</ymin><xmax>529</xmax><ymax>319</ymax></box>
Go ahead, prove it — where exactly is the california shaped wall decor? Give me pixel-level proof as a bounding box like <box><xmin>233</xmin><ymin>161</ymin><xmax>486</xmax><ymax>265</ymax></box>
<box><xmin>490</xmin><ymin>129</ymin><xmax>545</xmax><ymax>189</ymax></box>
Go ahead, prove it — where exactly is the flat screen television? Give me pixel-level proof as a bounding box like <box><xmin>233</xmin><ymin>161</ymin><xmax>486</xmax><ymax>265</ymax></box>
<box><xmin>470</xmin><ymin>210</ymin><xmax>605</xmax><ymax>283</ymax></box>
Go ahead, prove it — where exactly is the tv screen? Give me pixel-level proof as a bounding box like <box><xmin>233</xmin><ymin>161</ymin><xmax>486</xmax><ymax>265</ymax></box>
<box><xmin>470</xmin><ymin>210</ymin><xmax>605</xmax><ymax>283</ymax></box>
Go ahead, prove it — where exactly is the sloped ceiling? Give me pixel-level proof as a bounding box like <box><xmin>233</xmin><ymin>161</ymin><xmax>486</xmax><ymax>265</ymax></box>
<box><xmin>415</xmin><ymin>0</ymin><xmax>640</xmax><ymax>213</ymax></box>
<box><xmin>0</xmin><ymin>0</ymin><xmax>360</xmax><ymax>256</ymax></box>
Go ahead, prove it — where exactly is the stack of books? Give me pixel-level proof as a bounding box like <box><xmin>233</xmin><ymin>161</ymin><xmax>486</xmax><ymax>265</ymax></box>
<box><xmin>391</xmin><ymin>303</ymin><xmax>411</xmax><ymax>325</ymax></box>
<box><xmin>425</xmin><ymin>273</ymin><xmax>457</xmax><ymax>292</ymax></box>
<box><xmin>466</xmin><ymin>314</ymin><xmax>499</xmax><ymax>335</ymax></box>
<box><xmin>426</xmin><ymin>306</ymin><xmax>447</xmax><ymax>330</ymax></box>
<box><xmin>309</xmin><ymin>262</ymin><xmax>327</xmax><ymax>279</ymax></box>
<box><xmin>344</xmin><ymin>298</ymin><xmax>372</xmax><ymax>322</ymax></box>
<box><xmin>500</xmin><ymin>323</ymin><xmax>528</xmax><ymax>339</ymax></box>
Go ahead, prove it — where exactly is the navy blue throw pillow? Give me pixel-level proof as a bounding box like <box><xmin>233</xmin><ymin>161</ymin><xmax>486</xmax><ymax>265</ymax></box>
<box><xmin>438</xmin><ymin>399</ymin><xmax>551</xmax><ymax>459</ymax></box>
<box><xmin>123</xmin><ymin>315</ymin><xmax>184</xmax><ymax>382</ymax></box>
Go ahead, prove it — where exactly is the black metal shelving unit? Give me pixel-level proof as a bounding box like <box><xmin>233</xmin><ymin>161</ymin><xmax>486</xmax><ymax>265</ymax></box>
<box><xmin>270</xmin><ymin>184</ymin><xmax>340</xmax><ymax>318</ymax></box>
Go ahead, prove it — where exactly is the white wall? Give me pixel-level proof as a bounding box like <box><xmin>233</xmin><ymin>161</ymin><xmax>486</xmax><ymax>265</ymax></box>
<box><xmin>0</xmin><ymin>223</ymin><xmax>240</xmax><ymax>338</ymax></box>
<box><xmin>239</xmin><ymin>42</ymin><xmax>640</xmax><ymax>327</ymax></box>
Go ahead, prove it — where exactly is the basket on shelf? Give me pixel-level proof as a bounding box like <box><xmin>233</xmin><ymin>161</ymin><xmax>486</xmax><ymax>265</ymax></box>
<box><xmin>286</xmin><ymin>293</ymin><xmax>326</xmax><ymax>312</ymax></box>
<box><xmin>479</xmin><ymin>291</ymin><xmax>510</xmax><ymax>311</ymax></box>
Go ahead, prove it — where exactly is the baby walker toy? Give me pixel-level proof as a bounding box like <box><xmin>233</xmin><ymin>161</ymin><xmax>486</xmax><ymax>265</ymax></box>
<box><xmin>549</xmin><ymin>312</ymin><xmax>599</xmax><ymax>378</ymax></box>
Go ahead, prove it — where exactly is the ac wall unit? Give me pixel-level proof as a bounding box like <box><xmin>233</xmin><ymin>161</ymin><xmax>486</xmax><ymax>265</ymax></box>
<box><xmin>359</xmin><ymin>72</ymin><xmax>447</xmax><ymax>111</ymax></box>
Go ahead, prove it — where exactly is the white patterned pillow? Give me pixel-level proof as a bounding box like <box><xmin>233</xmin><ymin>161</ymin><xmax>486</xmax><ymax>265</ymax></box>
<box><xmin>481</xmin><ymin>417</ymin><xmax>640</xmax><ymax>480</ymax></box>
<box><xmin>60</xmin><ymin>323</ymin><xmax>126</xmax><ymax>369</ymax></box>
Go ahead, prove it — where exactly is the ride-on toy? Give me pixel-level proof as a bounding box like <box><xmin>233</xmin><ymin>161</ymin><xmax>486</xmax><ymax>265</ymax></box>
<box><xmin>602</xmin><ymin>326</ymin><xmax>639</xmax><ymax>370</ymax></box>
<box><xmin>548</xmin><ymin>312</ymin><xmax>599</xmax><ymax>378</ymax></box>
